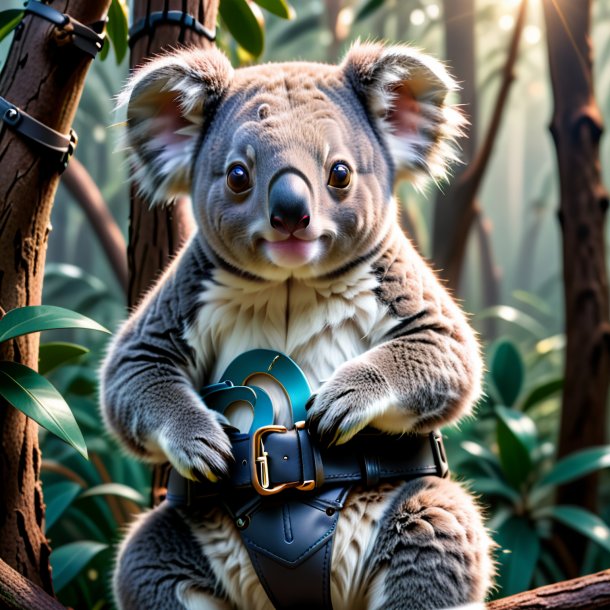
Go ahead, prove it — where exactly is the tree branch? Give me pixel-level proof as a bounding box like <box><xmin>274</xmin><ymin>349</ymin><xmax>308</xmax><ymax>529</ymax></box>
<box><xmin>62</xmin><ymin>158</ymin><xmax>128</xmax><ymax>293</ymax></box>
<box><xmin>0</xmin><ymin>559</ymin><xmax>65</xmax><ymax>610</ymax></box>
<box><xmin>433</xmin><ymin>0</ymin><xmax>528</xmax><ymax>291</ymax></box>
<box><xmin>487</xmin><ymin>569</ymin><xmax>610</xmax><ymax>609</ymax></box>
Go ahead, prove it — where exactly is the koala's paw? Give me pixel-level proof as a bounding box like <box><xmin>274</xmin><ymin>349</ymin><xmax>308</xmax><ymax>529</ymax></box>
<box><xmin>306</xmin><ymin>360</ymin><xmax>395</xmax><ymax>446</ymax></box>
<box><xmin>159</xmin><ymin>411</ymin><xmax>233</xmax><ymax>482</ymax></box>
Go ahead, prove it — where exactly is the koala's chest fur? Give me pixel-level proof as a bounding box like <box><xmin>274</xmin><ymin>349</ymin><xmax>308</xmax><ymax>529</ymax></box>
<box><xmin>185</xmin><ymin>265</ymin><xmax>392</xmax><ymax>401</ymax></box>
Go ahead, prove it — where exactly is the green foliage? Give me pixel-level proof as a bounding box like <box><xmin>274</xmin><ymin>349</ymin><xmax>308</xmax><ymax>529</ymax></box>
<box><xmin>0</xmin><ymin>9</ymin><xmax>22</xmax><ymax>43</ymax></box>
<box><xmin>0</xmin><ymin>305</ymin><xmax>108</xmax><ymax>457</ymax></box>
<box><xmin>219</xmin><ymin>0</ymin><xmax>265</xmax><ymax>57</ymax></box>
<box><xmin>103</xmin><ymin>0</ymin><xmax>129</xmax><ymax>64</ymax></box>
<box><xmin>50</xmin><ymin>541</ymin><xmax>109</xmax><ymax>592</ymax></box>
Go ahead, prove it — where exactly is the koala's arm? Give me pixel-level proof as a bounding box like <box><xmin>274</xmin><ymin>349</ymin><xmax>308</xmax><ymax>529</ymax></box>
<box><xmin>100</xmin><ymin>240</ymin><xmax>232</xmax><ymax>481</ymax></box>
<box><xmin>307</xmin><ymin>231</ymin><xmax>482</xmax><ymax>444</ymax></box>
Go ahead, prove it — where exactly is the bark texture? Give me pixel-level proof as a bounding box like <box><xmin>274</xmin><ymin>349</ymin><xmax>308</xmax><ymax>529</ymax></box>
<box><xmin>0</xmin><ymin>559</ymin><xmax>65</xmax><ymax>610</ymax></box>
<box><xmin>542</xmin><ymin>0</ymin><xmax>610</xmax><ymax>564</ymax></box>
<box><xmin>487</xmin><ymin>568</ymin><xmax>610</xmax><ymax>609</ymax></box>
<box><xmin>127</xmin><ymin>0</ymin><xmax>217</xmax><ymax>309</ymax></box>
<box><xmin>127</xmin><ymin>0</ymin><xmax>218</xmax><ymax>506</ymax></box>
<box><xmin>0</xmin><ymin>0</ymin><xmax>111</xmax><ymax>591</ymax></box>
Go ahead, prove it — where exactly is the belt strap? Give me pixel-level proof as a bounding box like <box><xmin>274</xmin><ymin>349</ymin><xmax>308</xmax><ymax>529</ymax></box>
<box><xmin>24</xmin><ymin>0</ymin><xmax>107</xmax><ymax>58</ymax></box>
<box><xmin>0</xmin><ymin>96</ymin><xmax>77</xmax><ymax>172</ymax></box>
<box><xmin>167</xmin><ymin>428</ymin><xmax>448</xmax><ymax>610</ymax></box>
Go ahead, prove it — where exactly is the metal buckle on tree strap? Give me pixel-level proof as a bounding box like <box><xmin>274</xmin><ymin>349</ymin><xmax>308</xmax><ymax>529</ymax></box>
<box><xmin>0</xmin><ymin>96</ymin><xmax>78</xmax><ymax>172</ymax></box>
<box><xmin>252</xmin><ymin>422</ymin><xmax>316</xmax><ymax>496</ymax></box>
<box><xmin>24</xmin><ymin>0</ymin><xmax>107</xmax><ymax>58</ymax></box>
<box><xmin>129</xmin><ymin>10</ymin><xmax>216</xmax><ymax>47</ymax></box>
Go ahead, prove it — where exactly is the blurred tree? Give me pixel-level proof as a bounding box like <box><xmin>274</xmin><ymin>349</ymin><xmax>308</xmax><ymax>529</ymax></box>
<box><xmin>0</xmin><ymin>0</ymin><xmax>111</xmax><ymax>597</ymax></box>
<box><xmin>543</xmin><ymin>0</ymin><xmax>610</xmax><ymax>570</ymax></box>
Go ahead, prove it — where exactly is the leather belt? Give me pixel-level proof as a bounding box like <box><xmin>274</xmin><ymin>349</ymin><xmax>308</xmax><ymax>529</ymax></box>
<box><xmin>166</xmin><ymin>426</ymin><xmax>449</xmax><ymax>609</ymax></box>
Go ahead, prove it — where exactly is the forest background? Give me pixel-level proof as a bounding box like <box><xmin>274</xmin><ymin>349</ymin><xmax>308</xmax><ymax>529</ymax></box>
<box><xmin>1</xmin><ymin>0</ymin><xmax>610</xmax><ymax>608</ymax></box>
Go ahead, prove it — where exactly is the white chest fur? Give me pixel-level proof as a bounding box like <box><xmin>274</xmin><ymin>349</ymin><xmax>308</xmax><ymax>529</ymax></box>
<box><xmin>184</xmin><ymin>266</ymin><xmax>391</xmax><ymax>422</ymax></box>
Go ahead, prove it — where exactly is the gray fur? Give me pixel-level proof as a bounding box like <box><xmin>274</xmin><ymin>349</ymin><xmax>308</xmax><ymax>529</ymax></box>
<box><xmin>102</xmin><ymin>41</ymin><xmax>493</xmax><ymax>609</ymax></box>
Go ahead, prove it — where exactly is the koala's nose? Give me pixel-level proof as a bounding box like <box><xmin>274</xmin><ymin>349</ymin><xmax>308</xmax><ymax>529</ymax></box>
<box><xmin>268</xmin><ymin>171</ymin><xmax>311</xmax><ymax>235</ymax></box>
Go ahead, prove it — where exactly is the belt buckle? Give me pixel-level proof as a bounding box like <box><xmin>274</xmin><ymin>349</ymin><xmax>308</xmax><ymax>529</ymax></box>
<box><xmin>251</xmin><ymin>423</ymin><xmax>315</xmax><ymax>496</ymax></box>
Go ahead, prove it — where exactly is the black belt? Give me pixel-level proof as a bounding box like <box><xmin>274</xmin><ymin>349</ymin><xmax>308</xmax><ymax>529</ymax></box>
<box><xmin>167</xmin><ymin>426</ymin><xmax>449</xmax><ymax>609</ymax></box>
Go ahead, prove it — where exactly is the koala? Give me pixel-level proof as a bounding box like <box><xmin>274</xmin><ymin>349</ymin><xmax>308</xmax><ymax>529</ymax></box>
<box><xmin>101</xmin><ymin>41</ymin><xmax>494</xmax><ymax>610</ymax></box>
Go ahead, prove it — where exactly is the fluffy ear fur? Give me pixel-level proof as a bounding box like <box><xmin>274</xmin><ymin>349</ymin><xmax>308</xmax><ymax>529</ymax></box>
<box><xmin>118</xmin><ymin>47</ymin><xmax>233</xmax><ymax>205</ymax></box>
<box><xmin>342</xmin><ymin>41</ymin><xmax>464</xmax><ymax>185</ymax></box>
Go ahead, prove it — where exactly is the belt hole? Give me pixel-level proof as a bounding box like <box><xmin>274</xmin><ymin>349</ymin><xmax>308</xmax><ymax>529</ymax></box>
<box><xmin>283</xmin><ymin>455</ymin><xmax>288</xmax><ymax>460</ymax></box>
<box><xmin>326</xmin><ymin>508</ymin><xmax>335</xmax><ymax>517</ymax></box>
<box><xmin>236</xmin><ymin>516</ymin><xmax>250</xmax><ymax>530</ymax></box>
<box><xmin>241</xmin><ymin>459</ymin><xmax>247</xmax><ymax>467</ymax></box>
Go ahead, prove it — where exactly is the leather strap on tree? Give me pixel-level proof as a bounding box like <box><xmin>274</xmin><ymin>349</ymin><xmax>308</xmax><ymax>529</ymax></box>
<box><xmin>0</xmin><ymin>96</ymin><xmax>77</xmax><ymax>172</ymax></box>
<box><xmin>129</xmin><ymin>10</ymin><xmax>216</xmax><ymax>47</ymax></box>
<box><xmin>24</xmin><ymin>0</ymin><xmax>107</xmax><ymax>58</ymax></box>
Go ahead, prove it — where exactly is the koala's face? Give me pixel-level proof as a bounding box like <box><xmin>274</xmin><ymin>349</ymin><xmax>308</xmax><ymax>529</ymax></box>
<box><xmin>123</xmin><ymin>44</ymin><xmax>462</xmax><ymax>280</ymax></box>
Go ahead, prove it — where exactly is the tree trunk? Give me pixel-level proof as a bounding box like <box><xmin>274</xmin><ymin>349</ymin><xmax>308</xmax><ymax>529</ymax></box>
<box><xmin>432</xmin><ymin>0</ymin><xmax>526</xmax><ymax>293</ymax></box>
<box><xmin>542</xmin><ymin>0</ymin><xmax>610</xmax><ymax>568</ymax></box>
<box><xmin>127</xmin><ymin>0</ymin><xmax>218</xmax><ymax>506</ymax></box>
<box><xmin>127</xmin><ymin>0</ymin><xmax>217</xmax><ymax>310</ymax></box>
<box><xmin>0</xmin><ymin>0</ymin><xmax>111</xmax><ymax>592</ymax></box>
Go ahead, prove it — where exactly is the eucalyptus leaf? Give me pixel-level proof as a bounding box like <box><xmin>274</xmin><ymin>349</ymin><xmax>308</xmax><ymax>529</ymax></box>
<box><xmin>532</xmin><ymin>446</ymin><xmax>610</xmax><ymax>494</ymax></box>
<box><xmin>0</xmin><ymin>9</ymin><xmax>23</xmax><ymax>43</ymax></box>
<box><xmin>39</xmin><ymin>342</ymin><xmax>89</xmax><ymax>376</ymax></box>
<box><xmin>494</xmin><ymin>516</ymin><xmax>540</xmax><ymax>597</ymax></box>
<box><xmin>253</xmin><ymin>0</ymin><xmax>293</xmax><ymax>19</ymax></box>
<box><xmin>520</xmin><ymin>377</ymin><xmax>563</xmax><ymax>411</ymax></box>
<box><xmin>490</xmin><ymin>340</ymin><xmax>524</xmax><ymax>407</ymax></box>
<box><xmin>106</xmin><ymin>0</ymin><xmax>129</xmax><ymax>63</ymax></box>
<box><xmin>50</xmin><ymin>541</ymin><xmax>108</xmax><ymax>592</ymax></box>
<box><xmin>356</xmin><ymin>0</ymin><xmax>385</xmax><ymax>22</ymax></box>
<box><xmin>44</xmin><ymin>482</ymin><xmax>82</xmax><ymax>531</ymax></box>
<box><xmin>272</xmin><ymin>13</ymin><xmax>321</xmax><ymax>47</ymax></box>
<box><xmin>536</xmin><ymin>506</ymin><xmax>610</xmax><ymax>554</ymax></box>
<box><xmin>0</xmin><ymin>361</ymin><xmax>88</xmax><ymax>459</ymax></box>
<box><xmin>474</xmin><ymin>305</ymin><xmax>547</xmax><ymax>339</ymax></box>
<box><xmin>0</xmin><ymin>305</ymin><xmax>109</xmax><ymax>344</ymax></box>
<box><xmin>469</xmin><ymin>477</ymin><xmax>522</xmax><ymax>505</ymax></box>
<box><xmin>79</xmin><ymin>483</ymin><xmax>146</xmax><ymax>506</ymax></box>
<box><xmin>219</xmin><ymin>0</ymin><xmax>264</xmax><ymax>57</ymax></box>
<box><xmin>495</xmin><ymin>405</ymin><xmax>537</xmax><ymax>489</ymax></box>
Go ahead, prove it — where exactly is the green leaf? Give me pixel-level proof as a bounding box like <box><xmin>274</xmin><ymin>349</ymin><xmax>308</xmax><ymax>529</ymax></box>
<box><xmin>356</xmin><ymin>0</ymin><xmax>385</xmax><ymax>22</ymax></box>
<box><xmin>39</xmin><ymin>342</ymin><xmax>89</xmax><ymax>376</ymax></box>
<box><xmin>536</xmin><ymin>506</ymin><xmax>610</xmax><ymax>554</ymax></box>
<box><xmin>0</xmin><ymin>361</ymin><xmax>88</xmax><ymax>459</ymax></box>
<box><xmin>79</xmin><ymin>483</ymin><xmax>146</xmax><ymax>506</ymax></box>
<box><xmin>512</xmin><ymin>290</ymin><xmax>554</xmax><ymax>320</ymax></box>
<box><xmin>495</xmin><ymin>516</ymin><xmax>540</xmax><ymax>596</ymax></box>
<box><xmin>533</xmin><ymin>446</ymin><xmax>610</xmax><ymax>494</ymax></box>
<box><xmin>469</xmin><ymin>477</ymin><xmax>522</xmax><ymax>505</ymax></box>
<box><xmin>219</xmin><ymin>0</ymin><xmax>264</xmax><ymax>57</ymax></box>
<box><xmin>490</xmin><ymin>340</ymin><xmax>524</xmax><ymax>407</ymax></box>
<box><xmin>0</xmin><ymin>9</ymin><xmax>23</xmax><ymax>43</ymax></box>
<box><xmin>0</xmin><ymin>305</ymin><xmax>109</xmax><ymax>344</ymax></box>
<box><xmin>520</xmin><ymin>377</ymin><xmax>563</xmax><ymax>411</ymax></box>
<box><xmin>50</xmin><ymin>541</ymin><xmax>108</xmax><ymax>592</ymax></box>
<box><xmin>475</xmin><ymin>306</ymin><xmax>547</xmax><ymax>339</ymax></box>
<box><xmin>495</xmin><ymin>405</ymin><xmax>537</xmax><ymax>489</ymax></box>
<box><xmin>106</xmin><ymin>0</ymin><xmax>129</xmax><ymax>64</ymax></box>
<box><xmin>253</xmin><ymin>0</ymin><xmax>294</xmax><ymax>19</ymax></box>
<box><xmin>44</xmin><ymin>482</ymin><xmax>82</xmax><ymax>531</ymax></box>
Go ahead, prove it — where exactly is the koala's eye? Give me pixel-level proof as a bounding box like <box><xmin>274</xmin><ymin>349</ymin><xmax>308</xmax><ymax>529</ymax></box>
<box><xmin>328</xmin><ymin>162</ymin><xmax>351</xmax><ymax>189</ymax></box>
<box><xmin>227</xmin><ymin>164</ymin><xmax>251</xmax><ymax>193</ymax></box>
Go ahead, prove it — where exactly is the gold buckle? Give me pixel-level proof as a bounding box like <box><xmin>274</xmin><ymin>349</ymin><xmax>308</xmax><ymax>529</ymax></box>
<box><xmin>251</xmin><ymin>424</ymin><xmax>315</xmax><ymax>496</ymax></box>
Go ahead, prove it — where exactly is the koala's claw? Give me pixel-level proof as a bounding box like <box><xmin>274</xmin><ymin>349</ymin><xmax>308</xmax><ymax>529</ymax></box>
<box><xmin>306</xmin><ymin>362</ymin><xmax>393</xmax><ymax>446</ymax></box>
<box><xmin>159</xmin><ymin>415</ymin><xmax>233</xmax><ymax>482</ymax></box>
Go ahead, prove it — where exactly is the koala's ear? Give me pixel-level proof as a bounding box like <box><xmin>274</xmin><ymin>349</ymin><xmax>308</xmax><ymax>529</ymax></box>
<box><xmin>118</xmin><ymin>47</ymin><xmax>233</xmax><ymax>205</ymax></box>
<box><xmin>342</xmin><ymin>41</ymin><xmax>464</xmax><ymax>185</ymax></box>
